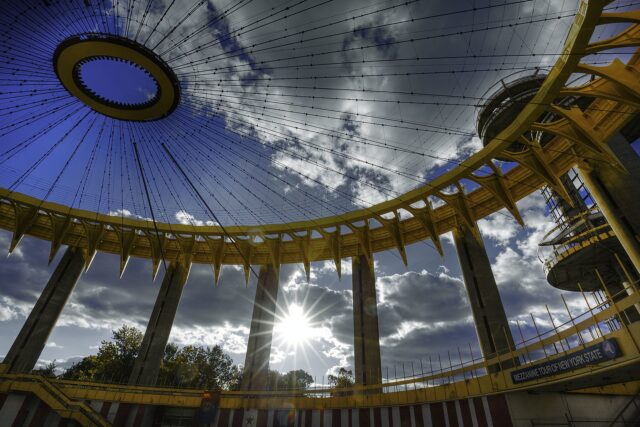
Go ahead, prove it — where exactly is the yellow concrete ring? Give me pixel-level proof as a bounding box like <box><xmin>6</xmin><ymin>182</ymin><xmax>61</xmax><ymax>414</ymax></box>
<box><xmin>54</xmin><ymin>34</ymin><xmax>180</xmax><ymax>121</ymax></box>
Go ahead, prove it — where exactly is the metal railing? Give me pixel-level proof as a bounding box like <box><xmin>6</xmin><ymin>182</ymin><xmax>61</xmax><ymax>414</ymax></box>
<box><xmin>0</xmin><ymin>284</ymin><xmax>637</xmax><ymax>414</ymax></box>
<box><xmin>538</xmin><ymin>207</ymin><xmax>615</xmax><ymax>274</ymax></box>
<box><xmin>0</xmin><ymin>374</ymin><xmax>110</xmax><ymax>426</ymax></box>
<box><xmin>3</xmin><ymin>286</ymin><xmax>633</xmax><ymax>410</ymax></box>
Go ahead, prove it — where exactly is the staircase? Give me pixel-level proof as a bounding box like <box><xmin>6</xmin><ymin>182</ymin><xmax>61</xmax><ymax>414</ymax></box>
<box><xmin>0</xmin><ymin>374</ymin><xmax>111</xmax><ymax>426</ymax></box>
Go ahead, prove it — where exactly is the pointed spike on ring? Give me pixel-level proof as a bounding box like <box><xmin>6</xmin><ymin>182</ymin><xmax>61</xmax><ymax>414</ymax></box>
<box><xmin>147</xmin><ymin>232</ymin><xmax>166</xmax><ymax>281</ymax></box>
<box><xmin>48</xmin><ymin>215</ymin><xmax>72</xmax><ymax>265</ymax></box>
<box><xmin>151</xmin><ymin>258</ymin><xmax>162</xmax><ymax>282</ymax></box>
<box><xmin>349</xmin><ymin>222</ymin><xmax>373</xmax><ymax>273</ymax></box>
<box><xmin>322</xmin><ymin>229</ymin><xmax>342</xmax><ymax>280</ymax></box>
<box><xmin>8</xmin><ymin>231</ymin><xmax>24</xmax><ymax>256</ymax></box>
<box><xmin>244</xmin><ymin>264</ymin><xmax>251</xmax><ymax>286</ymax></box>
<box><xmin>234</xmin><ymin>238</ymin><xmax>253</xmax><ymax>287</ymax></box>
<box><xmin>335</xmin><ymin>259</ymin><xmax>342</xmax><ymax>280</ymax></box>
<box><xmin>471</xmin><ymin>163</ymin><xmax>525</xmax><ymax>228</ymax></box>
<box><xmin>82</xmin><ymin>222</ymin><xmax>105</xmax><ymax>272</ymax></box>
<box><xmin>205</xmin><ymin>237</ymin><xmax>225</xmax><ymax>286</ymax></box>
<box><xmin>8</xmin><ymin>205</ymin><xmax>38</xmax><ymax>256</ymax></box>
<box><xmin>382</xmin><ymin>215</ymin><xmax>408</xmax><ymax>267</ymax></box>
<box><xmin>406</xmin><ymin>202</ymin><xmax>443</xmax><ymax>258</ymax></box>
<box><xmin>293</xmin><ymin>232</ymin><xmax>312</xmax><ymax>280</ymax></box>
<box><xmin>212</xmin><ymin>263</ymin><xmax>221</xmax><ymax>286</ymax></box>
<box><xmin>119</xmin><ymin>256</ymin><xmax>130</xmax><ymax>279</ymax></box>
<box><xmin>118</xmin><ymin>229</ymin><xmax>136</xmax><ymax>278</ymax></box>
<box><xmin>304</xmin><ymin>261</ymin><xmax>311</xmax><ymax>283</ymax></box>
<box><xmin>438</xmin><ymin>188</ymin><xmax>476</xmax><ymax>239</ymax></box>
<box><xmin>83</xmin><ymin>248</ymin><xmax>97</xmax><ymax>272</ymax></box>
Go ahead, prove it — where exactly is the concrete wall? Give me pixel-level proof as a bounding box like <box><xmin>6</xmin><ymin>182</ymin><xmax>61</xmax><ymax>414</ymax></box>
<box><xmin>506</xmin><ymin>391</ymin><xmax>638</xmax><ymax>427</ymax></box>
<box><xmin>1</xmin><ymin>390</ymin><xmax>638</xmax><ymax>426</ymax></box>
<box><xmin>210</xmin><ymin>395</ymin><xmax>512</xmax><ymax>427</ymax></box>
<box><xmin>0</xmin><ymin>392</ymin><xmax>513</xmax><ymax>427</ymax></box>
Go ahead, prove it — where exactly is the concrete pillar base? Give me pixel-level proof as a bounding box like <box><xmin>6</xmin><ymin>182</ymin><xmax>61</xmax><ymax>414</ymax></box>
<box><xmin>241</xmin><ymin>265</ymin><xmax>279</xmax><ymax>391</ymax></box>
<box><xmin>453</xmin><ymin>227</ymin><xmax>517</xmax><ymax>371</ymax></box>
<box><xmin>600</xmin><ymin>134</ymin><xmax>640</xmax><ymax>237</ymax></box>
<box><xmin>129</xmin><ymin>262</ymin><xmax>189</xmax><ymax>387</ymax></box>
<box><xmin>3</xmin><ymin>247</ymin><xmax>84</xmax><ymax>373</ymax></box>
<box><xmin>352</xmin><ymin>255</ymin><xmax>382</xmax><ymax>386</ymax></box>
<box><xmin>579</xmin><ymin>163</ymin><xmax>640</xmax><ymax>278</ymax></box>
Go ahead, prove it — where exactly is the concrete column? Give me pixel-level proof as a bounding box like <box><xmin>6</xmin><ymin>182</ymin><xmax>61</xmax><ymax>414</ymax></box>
<box><xmin>129</xmin><ymin>262</ymin><xmax>189</xmax><ymax>386</ymax></box>
<box><xmin>352</xmin><ymin>255</ymin><xmax>382</xmax><ymax>386</ymax></box>
<box><xmin>3</xmin><ymin>247</ymin><xmax>84</xmax><ymax>373</ymax></box>
<box><xmin>600</xmin><ymin>134</ymin><xmax>640</xmax><ymax>236</ymax></box>
<box><xmin>241</xmin><ymin>265</ymin><xmax>279</xmax><ymax>391</ymax></box>
<box><xmin>453</xmin><ymin>227</ymin><xmax>516</xmax><ymax>371</ymax></box>
<box><xmin>577</xmin><ymin>134</ymin><xmax>640</xmax><ymax>275</ymax></box>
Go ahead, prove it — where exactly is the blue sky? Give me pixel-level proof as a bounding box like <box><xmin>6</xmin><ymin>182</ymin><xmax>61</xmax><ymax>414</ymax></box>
<box><xmin>0</xmin><ymin>0</ymin><xmax>638</xmax><ymax>381</ymax></box>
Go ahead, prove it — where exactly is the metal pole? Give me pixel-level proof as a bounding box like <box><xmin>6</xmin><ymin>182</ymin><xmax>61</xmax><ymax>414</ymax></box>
<box><xmin>458</xmin><ymin>347</ymin><xmax>470</xmax><ymax>398</ymax></box>
<box><xmin>515</xmin><ymin>319</ymin><xmax>531</xmax><ymax>363</ymax></box>
<box><xmin>469</xmin><ymin>342</ymin><xmax>484</xmax><ymax>394</ymax></box>
<box><xmin>545</xmin><ymin>304</ymin><xmax>566</xmax><ymax>353</ymax></box>
<box><xmin>578</xmin><ymin>282</ymin><xmax>604</xmax><ymax>339</ymax></box>
<box><xmin>530</xmin><ymin>313</ymin><xmax>549</xmax><ymax>358</ymax></box>
<box><xmin>561</xmin><ymin>294</ymin><xmax>585</xmax><ymax>347</ymax></box>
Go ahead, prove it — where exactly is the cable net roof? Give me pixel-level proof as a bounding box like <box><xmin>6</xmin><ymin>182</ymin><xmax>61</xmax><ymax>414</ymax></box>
<box><xmin>0</xmin><ymin>0</ymin><xmax>626</xmax><ymax>228</ymax></box>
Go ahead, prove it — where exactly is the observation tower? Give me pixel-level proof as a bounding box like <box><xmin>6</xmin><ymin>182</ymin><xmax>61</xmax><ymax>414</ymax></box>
<box><xmin>477</xmin><ymin>71</ymin><xmax>640</xmax><ymax>302</ymax></box>
<box><xmin>0</xmin><ymin>0</ymin><xmax>640</xmax><ymax>426</ymax></box>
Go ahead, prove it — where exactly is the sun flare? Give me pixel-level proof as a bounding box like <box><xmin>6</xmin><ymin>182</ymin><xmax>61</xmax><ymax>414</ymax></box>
<box><xmin>276</xmin><ymin>304</ymin><xmax>314</xmax><ymax>347</ymax></box>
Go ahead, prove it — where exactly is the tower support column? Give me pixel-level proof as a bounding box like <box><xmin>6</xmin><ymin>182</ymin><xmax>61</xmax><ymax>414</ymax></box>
<box><xmin>129</xmin><ymin>262</ymin><xmax>189</xmax><ymax>386</ymax></box>
<box><xmin>578</xmin><ymin>134</ymin><xmax>640</xmax><ymax>275</ymax></box>
<box><xmin>578</xmin><ymin>165</ymin><xmax>640</xmax><ymax>278</ymax></box>
<box><xmin>453</xmin><ymin>226</ymin><xmax>516</xmax><ymax>371</ymax></box>
<box><xmin>4</xmin><ymin>246</ymin><xmax>84</xmax><ymax>373</ymax></box>
<box><xmin>600</xmin><ymin>134</ymin><xmax>640</xmax><ymax>236</ymax></box>
<box><xmin>241</xmin><ymin>265</ymin><xmax>279</xmax><ymax>391</ymax></box>
<box><xmin>352</xmin><ymin>255</ymin><xmax>382</xmax><ymax>386</ymax></box>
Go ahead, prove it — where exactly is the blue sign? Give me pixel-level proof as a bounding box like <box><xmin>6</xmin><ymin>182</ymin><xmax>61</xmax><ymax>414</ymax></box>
<box><xmin>511</xmin><ymin>338</ymin><xmax>621</xmax><ymax>384</ymax></box>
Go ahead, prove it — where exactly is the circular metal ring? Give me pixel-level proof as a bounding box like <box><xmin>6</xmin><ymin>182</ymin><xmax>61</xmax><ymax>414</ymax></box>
<box><xmin>54</xmin><ymin>34</ymin><xmax>180</xmax><ymax>121</ymax></box>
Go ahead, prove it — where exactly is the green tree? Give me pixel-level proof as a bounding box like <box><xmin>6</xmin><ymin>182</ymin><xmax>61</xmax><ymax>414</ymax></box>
<box><xmin>32</xmin><ymin>361</ymin><xmax>57</xmax><ymax>378</ymax></box>
<box><xmin>328</xmin><ymin>367</ymin><xmax>354</xmax><ymax>388</ymax></box>
<box><xmin>280</xmin><ymin>369</ymin><xmax>313</xmax><ymax>389</ymax></box>
<box><xmin>62</xmin><ymin>325</ymin><xmax>242</xmax><ymax>390</ymax></box>
<box><xmin>62</xmin><ymin>325</ymin><xmax>143</xmax><ymax>383</ymax></box>
<box><xmin>60</xmin><ymin>356</ymin><xmax>100</xmax><ymax>381</ymax></box>
<box><xmin>158</xmin><ymin>344</ymin><xmax>242</xmax><ymax>390</ymax></box>
<box><xmin>266</xmin><ymin>369</ymin><xmax>314</xmax><ymax>390</ymax></box>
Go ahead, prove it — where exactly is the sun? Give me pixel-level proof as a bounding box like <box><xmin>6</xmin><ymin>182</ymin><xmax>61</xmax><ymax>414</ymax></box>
<box><xmin>275</xmin><ymin>304</ymin><xmax>314</xmax><ymax>347</ymax></box>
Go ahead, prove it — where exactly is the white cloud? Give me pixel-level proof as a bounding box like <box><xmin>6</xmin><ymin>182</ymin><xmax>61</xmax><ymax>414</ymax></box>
<box><xmin>318</xmin><ymin>259</ymin><xmax>352</xmax><ymax>277</ymax></box>
<box><xmin>477</xmin><ymin>210</ymin><xmax>521</xmax><ymax>246</ymax></box>
<box><xmin>0</xmin><ymin>296</ymin><xmax>28</xmax><ymax>321</ymax></box>
<box><xmin>170</xmin><ymin>323</ymin><xmax>249</xmax><ymax>355</ymax></box>
<box><xmin>106</xmin><ymin>209</ymin><xmax>152</xmax><ymax>222</ymax></box>
<box><xmin>174</xmin><ymin>210</ymin><xmax>218</xmax><ymax>226</ymax></box>
<box><xmin>45</xmin><ymin>342</ymin><xmax>64</xmax><ymax>349</ymax></box>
